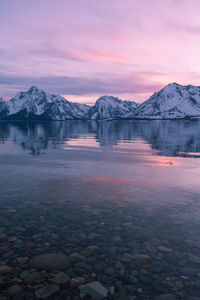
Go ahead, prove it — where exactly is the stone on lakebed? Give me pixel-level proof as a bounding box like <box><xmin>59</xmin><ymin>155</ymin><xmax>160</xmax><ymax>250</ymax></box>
<box><xmin>79</xmin><ymin>281</ymin><xmax>108</xmax><ymax>300</ymax></box>
<box><xmin>29</xmin><ymin>253</ymin><xmax>70</xmax><ymax>271</ymax></box>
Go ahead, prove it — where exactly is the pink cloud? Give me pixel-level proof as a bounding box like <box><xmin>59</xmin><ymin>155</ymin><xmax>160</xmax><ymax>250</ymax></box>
<box><xmin>1</xmin><ymin>0</ymin><xmax>200</xmax><ymax>102</ymax></box>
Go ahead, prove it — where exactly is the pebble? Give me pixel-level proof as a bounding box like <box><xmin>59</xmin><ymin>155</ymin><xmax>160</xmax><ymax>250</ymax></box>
<box><xmin>24</xmin><ymin>272</ymin><xmax>42</xmax><ymax>285</ymax></box>
<box><xmin>8</xmin><ymin>236</ymin><xmax>17</xmax><ymax>242</ymax></box>
<box><xmin>88</xmin><ymin>233</ymin><xmax>101</xmax><ymax>240</ymax></box>
<box><xmin>180</xmin><ymin>266</ymin><xmax>197</xmax><ymax>277</ymax></box>
<box><xmin>79</xmin><ymin>281</ymin><xmax>108</xmax><ymax>300</ymax></box>
<box><xmin>132</xmin><ymin>254</ymin><xmax>151</xmax><ymax>260</ymax></box>
<box><xmin>93</xmin><ymin>261</ymin><xmax>107</xmax><ymax>271</ymax></box>
<box><xmin>111</xmin><ymin>236</ymin><xmax>122</xmax><ymax>244</ymax></box>
<box><xmin>70</xmin><ymin>277</ymin><xmax>86</xmax><ymax>287</ymax></box>
<box><xmin>158</xmin><ymin>246</ymin><xmax>173</xmax><ymax>253</ymax></box>
<box><xmin>0</xmin><ymin>265</ymin><xmax>13</xmax><ymax>275</ymax></box>
<box><xmin>115</xmin><ymin>261</ymin><xmax>124</xmax><ymax>269</ymax></box>
<box><xmin>69</xmin><ymin>252</ymin><xmax>86</xmax><ymax>263</ymax></box>
<box><xmin>19</xmin><ymin>270</ymin><xmax>30</xmax><ymax>279</ymax></box>
<box><xmin>113</xmin><ymin>287</ymin><xmax>129</xmax><ymax>300</ymax></box>
<box><xmin>52</xmin><ymin>272</ymin><xmax>70</xmax><ymax>284</ymax></box>
<box><xmin>16</xmin><ymin>257</ymin><xmax>29</xmax><ymax>264</ymax></box>
<box><xmin>7</xmin><ymin>285</ymin><xmax>23</xmax><ymax>297</ymax></box>
<box><xmin>29</xmin><ymin>253</ymin><xmax>70</xmax><ymax>271</ymax></box>
<box><xmin>35</xmin><ymin>284</ymin><xmax>60</xmax><ymax>299</ymax></box>
<box><xmin>153</xmin><ymin>293</ymin><xmax>178</xmax><ymax>300</ymax></box>
<box><xmin>104</xmin><ymin>266</ymin><xmax>115</xmax><ymax>276</ymax></box>
<box><xmin>0</xmin><ymin>233</ymin><xmax>7</xmax><ymax>241</ymax></box>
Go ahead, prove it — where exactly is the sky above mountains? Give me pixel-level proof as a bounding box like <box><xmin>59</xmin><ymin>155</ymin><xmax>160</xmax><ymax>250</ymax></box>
<box><xmin>1</xmin><ymin>0</ymin><xmax>200</xmax><ymax>104</ymax></box>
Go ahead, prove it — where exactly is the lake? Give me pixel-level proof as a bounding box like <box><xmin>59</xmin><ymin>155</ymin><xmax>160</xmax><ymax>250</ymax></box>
<box><xmin>0</xmin><ymin>120</ymin><xmax>200</xmax><ymax>299</ymax></box>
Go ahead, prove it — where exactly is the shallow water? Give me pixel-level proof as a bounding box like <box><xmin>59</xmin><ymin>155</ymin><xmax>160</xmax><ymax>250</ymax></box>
<box><xmin>0</xmin><ymin>120</ymin><xmax>200</xmax><ymax>299</ymax></box>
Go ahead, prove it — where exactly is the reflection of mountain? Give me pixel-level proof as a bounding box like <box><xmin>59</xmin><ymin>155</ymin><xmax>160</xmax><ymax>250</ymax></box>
<box><xmin>135</xmin><ymin>120</ymin><xmax>200</xmax><ymax>157</ymax></box>
<box><xmin>0</xmin><ymin>120</ymin><xmax>200</xmax><ymax>157</ymax></box>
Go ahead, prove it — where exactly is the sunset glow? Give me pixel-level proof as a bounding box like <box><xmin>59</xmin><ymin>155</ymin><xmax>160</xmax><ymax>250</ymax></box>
<box><xmin>1</xmin><ymin>0</ymin><xmax>200</xmax><ymax>103</ymax></box>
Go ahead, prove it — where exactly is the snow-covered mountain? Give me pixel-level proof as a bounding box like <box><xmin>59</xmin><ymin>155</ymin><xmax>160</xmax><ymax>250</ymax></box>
<box><xmin>135</xmin><ymin>82</ymin><xmax>200</xmax><ymax>119</ymax></box>
<box><xmin>1</xmin><ymin>83</ymin><xmax>200</xmax><ymax>120</ymax></box>
<box><xmin>1</xmin><ymin>86</ymin><xmax>90</xmax><ymax>120</ymax></box>
<box><xmin>86</xmin><ymin>95</ymin><xmax>138</xmax><ymax>120</ymax></box>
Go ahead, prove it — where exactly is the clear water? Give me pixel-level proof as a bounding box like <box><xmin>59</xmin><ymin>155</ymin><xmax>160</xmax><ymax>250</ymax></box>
<box><xmin>1</xmin><ymin>120</ymin><xmax>200</xmax><ymax>299</ymax></box>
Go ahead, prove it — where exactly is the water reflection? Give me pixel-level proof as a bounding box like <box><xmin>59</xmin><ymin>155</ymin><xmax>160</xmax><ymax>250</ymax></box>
<box><xmin>1</xmin><ymin>121</ymin><xmax>200</xmax><ymax>298</ymax></box>
<box><xmin>0</xmin><ymin>119</ymin><xmax>200</xmax><ymax>157</ymax></box>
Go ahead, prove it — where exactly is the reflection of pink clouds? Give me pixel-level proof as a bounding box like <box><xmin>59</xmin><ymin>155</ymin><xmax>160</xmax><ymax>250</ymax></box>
<box><xmin>81</xmin><ymin>176</ymin><xmax>165</xmax><ymax>187</ymax></box>
<box><xmin>144</xmin><ymin>156</ymin><xmax>181</xmax><ymax>167</ymax></box>
<box><xmin>42</xmin><ymin>176</ymin><xmax>166</xmax><ymax>206</ymax></box>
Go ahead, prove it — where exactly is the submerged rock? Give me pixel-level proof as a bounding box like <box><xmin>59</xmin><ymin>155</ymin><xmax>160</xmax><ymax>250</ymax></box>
<box><xmin>113</xmin><ymin>287</ymin><xmax>129</xmax><ymax>300</ymax></box>
<box><xmin>69</xmin><ymin>252</ymin><xmax>86</xmax><ymax>263</ymax></box>
<box><xmin>29</xmin><ymin>253</ymin><xmax>70</xmax><ymax>271</ymax></box>
<box><xmin>153</xmin><ymin>294</ymin><xmax>178</xmax><ymax>300</ymax></box>
<box><xmin>7</xmin><ymin>285</ymin><xmax>23</xmax><ymax>297</ymax></box>
<box><xmin>35</xmin><ymin>284</ymin><xmax>60</xmax><ymax>299</ymax></box>
<box><xmin>0</xmin><ymin>233</ymin><xmax>7</xmax><ymax>241</ymax></box>
<box><xmin>0</xmin><ymin>265</ymin><xmax>12</xmax><ymax>275</ymax></box>
<box><xmin>79</xmin><ymin>281</ymin><xmax>108</xmax><ymax>300</ymax></box>
<box><xmin>24</xmin><ymin>272</ymin><xmax>42</xmax><ymax>285</ymax></box>
<box><xmin>52</xmin><ymin>272</ymin><xmax>70</xmax><ymax>284</ymax></box>
<box><xmin>70</xmin><ymin>277</ymin><xmax>86</xmax><ymax>287</ymax></box>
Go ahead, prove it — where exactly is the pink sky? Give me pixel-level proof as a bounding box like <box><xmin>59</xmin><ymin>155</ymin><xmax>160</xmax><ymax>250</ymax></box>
<box><xmin>1</xmin><ymin>0</ymin><xmax>200</xmax><ymax>104</ymax></box>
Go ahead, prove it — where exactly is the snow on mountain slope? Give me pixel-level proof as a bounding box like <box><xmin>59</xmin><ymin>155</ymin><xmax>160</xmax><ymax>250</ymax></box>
<box><xmin>2</xmin><ymin>83</ymin><xmax>200</xmax><ymax>121</ymax></box>
<box><xmin>135</xmin><ymin>82</ymin><xmax>200</xmax><ymax>119</ymax></box>
<box><xmin>86</xmin><ymin>95</ymin><xmax>138</xmax><ymax>120</ymax></box>
<box><xmin>4</xmin><ymin>86</ymin><xmax>90</xmax><ymax>120</ymax></box>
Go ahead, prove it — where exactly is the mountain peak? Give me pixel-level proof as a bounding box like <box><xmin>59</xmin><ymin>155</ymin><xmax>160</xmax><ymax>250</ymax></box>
<box><xmin>28</xmin><ymin>86</ymin><xmax>43</xmax><ymax>94</ymax></box>
<box><xmin>135</xmin><ymin>82</ymin><xmax>200</xmax><ymax>119</ymax></box>
<box><xmin>2</xmin><ymin>83</ymin><xmax>200</xmax><ymax>120</ymax></box>
<box><xmin>164</xmin><ymin>82</ymin><xmax>181</xmax><ymax>89</ymax></box>
<box><xmin>97</xmin><ymin>95</ymin><xmax>117</xmax><ymax>101</ymax></box>
<box><xmin>169</xmin><ymin>82</ymin><xmax>180</xmax><ymax>86</ymax></box>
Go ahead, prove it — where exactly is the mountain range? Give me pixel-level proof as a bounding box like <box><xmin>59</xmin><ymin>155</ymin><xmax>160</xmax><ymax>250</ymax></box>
<box><xmin>1</xmin><ymin>82</ymin><xmax>200</xmax><ymax>120</ymax></box>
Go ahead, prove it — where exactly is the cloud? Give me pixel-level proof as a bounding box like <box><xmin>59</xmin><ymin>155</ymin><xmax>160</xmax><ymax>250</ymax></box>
<box><xmin>0</xmin><ymin>72</ymin><xmax>163</xmax><ymax>99</ymax></box>
<box><xmin>45</xmin><ymin>46</ymin><xmax>133</xmax><ymax>64</ymax></box>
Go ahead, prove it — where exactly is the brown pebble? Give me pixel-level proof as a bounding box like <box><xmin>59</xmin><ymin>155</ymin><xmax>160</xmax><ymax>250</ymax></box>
<box><xmin>66</xmin><ymin>237</ymin><xmax>80</xmax><ymax>243</ymax></box>
<box><xmin>16</xmin><ymin>257</ymin><xmax>29</xmax><ymax>264</ymax></box>
<box><xmin>0</xmin><ymin>275</ymin><xmax>4</xmax><ymax>286</ymax></box>
<box><xmin>3</xmin><ymin>251</ymin><xmax>14</xmax><ymax>258</ymax></box>
<box><xmin>74</xmin><ymin>263</ymin><xmax>89</xmax><ymax>270</ymax></box>
<box><xmin>52</xmin><ymin>272</ymin><xmax>70</xmax><ymax>285</ymax></box>
<box><xmin>8</xmin><ymin>236</ymin><xmax>17</xmax><ymax>242</ymax></box>
<box><xmin>158</xmin><ymin>245</ymin><xmax>173</xmax><ymax>252</ymax></box>
<box><xmin>105</xmin><ymin>267</ymin><xmax>115</xmax><ymax>276</ymax></box>
<box><xmin>132</xmin><ymin>254</ymin><xmax>151</xmax><ymax>260</ymax></box>
<box><xmin>93</xmin><ymin>261</ymin><xmax>107</xmax><ymax>271</ymax></box>
<box><xmin>24</xmin><ymin>272</ymin><xmax>42</xmax><ymax>285</ymax></box>
<box><xmin>115</xmin><ymin>261</ymin><xmax>124</xmax><ymax>269</ymax></box>
<box><xmin>0</xmin><ymin>265</ymin><xmax>13</xmax><ymax>275</ymax></box>
<box><xmin>70</xmin><ymin>277</ymin><xmax>86</xmax><ymax>287</ymax></box>
<box><xmin>109</xmin><ymin>247</ymin><xmax>117</xmax><ymax>254</ymax></box>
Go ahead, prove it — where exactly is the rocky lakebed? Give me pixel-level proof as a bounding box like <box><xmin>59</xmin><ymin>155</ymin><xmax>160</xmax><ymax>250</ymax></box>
<box><xmin>0</xmin><ymin>195</ymin><xmax>200</xmax><ymax>300</ymax></box>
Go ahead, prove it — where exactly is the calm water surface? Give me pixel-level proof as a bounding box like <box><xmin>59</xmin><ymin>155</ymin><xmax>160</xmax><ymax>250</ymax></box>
<box><xmin>1</xmin><ymin>120</ymin><xmax>200</xmax><ymax>299</ymax></box>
